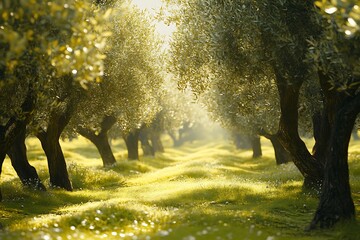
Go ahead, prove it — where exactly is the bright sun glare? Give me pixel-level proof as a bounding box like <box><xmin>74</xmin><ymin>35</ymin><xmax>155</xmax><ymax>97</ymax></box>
<box><xmin>131</xmin><ymin>0</ymin><xmax>176</xmax><ymax>47</ymax></box>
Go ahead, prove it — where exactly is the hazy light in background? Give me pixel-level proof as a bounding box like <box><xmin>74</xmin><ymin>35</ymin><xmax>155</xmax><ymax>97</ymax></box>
<box><xmin>131</xmin><ymin>0</ymin><xmax>176</xmax><ymax>49</ymax></box>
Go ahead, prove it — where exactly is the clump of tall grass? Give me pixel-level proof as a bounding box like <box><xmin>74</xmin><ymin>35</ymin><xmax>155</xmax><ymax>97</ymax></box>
<box><xmin>68</xmin><ymin>163</ymin><xmax>126</xmax><ymax>190</ymax></box>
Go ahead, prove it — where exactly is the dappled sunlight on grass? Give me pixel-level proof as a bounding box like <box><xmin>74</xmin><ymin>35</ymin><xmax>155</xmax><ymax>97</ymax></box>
<box><xmin>68</xmin><ymin>163</ymin><xmax>127</xmax><ymax>190</ymax></box>
<box><xmin>0</xmin><ymin>137</ymin><xmax>359</xmax><ymax>239</ymax></box>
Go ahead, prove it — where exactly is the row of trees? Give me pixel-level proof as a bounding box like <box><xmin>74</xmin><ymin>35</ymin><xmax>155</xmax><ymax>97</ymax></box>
<box><xmin>169</xmin><ymin>0</ymin><xmax>359</xmax><ymax>229</ymax></box>
<box><xmin>1</xmin><ymin>0</ymin><xmax>359</xmax><ymax>231</ymax></box>
<box><xmin>0</xmin><ymin>0</ymin><xmax>203</xmax><ymax>201</ymax></box>
<box><xmin>0</xmin><ymin>0</ymin><xmax>112</xmax><ymax>195</ymax></box>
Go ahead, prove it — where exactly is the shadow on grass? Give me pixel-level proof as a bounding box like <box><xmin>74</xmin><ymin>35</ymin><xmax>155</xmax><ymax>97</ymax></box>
<box><xmin>1</xmin><ymin>138</ymin><xmax>359</xmax><ymax>240</ymax></box>
<box><xmin>65</xmin><ymin>147</ymin><xmax>101</xmax><ymax>159</ymax></box>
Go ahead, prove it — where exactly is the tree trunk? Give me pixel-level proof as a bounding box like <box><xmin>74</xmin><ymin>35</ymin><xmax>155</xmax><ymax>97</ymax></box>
<box><xmin>312</xmin><ymin>112</ymin><xmax>330</xmax><ymax>168</ymax></box>
<box><xmin>0</xmin><ymin>82</ymin><xmax>37</xmax><ymax>200</ymax></box>
<box><xmin>270</xmin><ymin>136</ymin><xmax>292</xmax><ymax>165</ymax></box>
<box><xmin>124</xmin><ymin>129</ymin><xmax>140</xmax><ymax>160</ymax></box>
<box><xmin>36</xmin><ymin>76</ymin><xmax>80</xmax><ymax>191</ymax></box>
<box><xmin>168</xmin><ymin>131</ymin><xmax>181</xmax><ymax>147</ymax></box>
<box><xmin>257</xmin><ymin>1</ymin><xmax>324</xmax><ymax>188</ymax></box>
<box><xmin>90</xmin><ymin>134</ymin><xmax>116</xmax><ymax>166</ymax></box>
<box><xmin>37</xmin><ymin>123</ymin><xmax>72</xmax><ymax>191</ymax></box>
<box><xmin>250</xmin><ymin>135</ymin><xmax>262</xmax><ymax>158</ymax></box>
<box><xmin>260</xmin><ymin>130</ymin><xmax>292</xmax><ymax>165</ymax></box>
<box><xmin>79</xmin><ymin>130</ymin><xmax>116</xmax><ymax>166</ymax></box>
<box><xmin>309</xmin><ymin>94</ymin><xmax>359</xmax><ymax>229</ymax></box>
<box><xmin>312</xmin><ymin>71</ymin><xmax>342</xmax><ymax>166</ymax></box>
<box><xmin>151</xmin><ymin>132</ymin><xmax>164</xmax><ymax>153</ymax></box>
<box><xmin>78</xmin><ymin>116</ymin><xmax>117</xmax><ymax>167</ymax></box>
<box><xmin>139</xmin><ymin>127</ymin><xmax>155</xmax><ymax>157</ymax></box>
<box><xmin>7</xmin><ymin>129</ymin><xmax>45</xmax><ymax>190</ymax></box>
<box><xmin>276</xmin><ymin>81</ymin><xmax>324</xmax><ymax>188</ymax></box>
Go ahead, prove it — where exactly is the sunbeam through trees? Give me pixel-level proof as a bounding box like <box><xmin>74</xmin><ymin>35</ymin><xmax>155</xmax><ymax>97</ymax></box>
<box><xmin>0</xmin><ymin>0</ymin><xmax>359</xmax><ymax>239</ymax></box>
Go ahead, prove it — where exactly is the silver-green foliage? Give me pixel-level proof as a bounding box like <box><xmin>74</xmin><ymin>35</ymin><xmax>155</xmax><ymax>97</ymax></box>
<box><xmin>0</xmin><ymin>0</ymin><xmax>110</xmax><ymax>125</ymax></box>
<box><xmin>68</xmin><ymin>1</ymin><xmax>164</xmax><ymax>136</ymax></box>
<box><xmin>170</xmin><ymin>0</ymin><xmax>281</xmax><ymax>135</ymax></box>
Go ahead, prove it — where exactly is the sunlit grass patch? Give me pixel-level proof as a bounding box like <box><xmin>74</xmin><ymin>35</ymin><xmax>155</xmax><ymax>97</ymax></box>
<box><xmin>109</xmin><ymin>161</ymin><xmax>155</xmax><ymax>176</ymax></box>
<box><xmin>68</xmin><ymin>163</ymin><xmax>127</xmax><ymax>190</ymax></box>
<box><xmin>1</xmin><ymin>200</ymin><xmax>178</xmax><ymax>240</ymax></box>
<box><xmin>0</xmin><ymin>137</ymin><xmax>359</xmax><ymax>239</ymax></box>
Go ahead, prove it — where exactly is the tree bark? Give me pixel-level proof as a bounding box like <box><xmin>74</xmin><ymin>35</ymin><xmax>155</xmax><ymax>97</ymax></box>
<box><xmin>139</xmin><ymin>127</ymin><xmax>155</xmax><ymax>157</ymax></box>
<box><xmin>276</xmin><ymin>82</ymin><xmax>324</xmax><ymax>187</ymax></box>
<box><xmin>79</xmin><ymin>129</ymin><xmax>116</xmax><ymax>167</ymax></box>
<box><xmin>37</xmin><ymin>121</ymin><xmax>72</xmax><ymax>191</ymax></box>
<box><xmin>312</xmin><ymin>71</ymin><xmax>342</xmax><ymax>166</ymax></box>
<box><xmin>271</xmin><ymin>137</ymin><xmax>292</xmax><ymax>165</ymax></box>
<box><xmin>311</xmin><ymin>111</ymin><xmax>331</xmax><ymax>166</ymax></box>
<box><xmin>123</xmin><ymin>129</ymin><xmax>140</xmax><ymax>160</ymax></box>
<box><xmin>0</xmin><ymin>82</ymin><xmax>37</xmax><ymax>200</ymax></box>
<box><xmin>270</xmin><ymin>136</ymin><xmax>292</xmax><ymax>165</ymax></box>
<box><xmin>37</xmin><ymin>75</ymin><xmax>80</xmax><ymax>190</ymax></box>
<box><xmin>151</xmin><ymin>132</ymin><xmax>164</xmax><ymax>153</ymax></box>
<box><xmin>309</xmin><ymin>94</ymin><xmax>359</xmax><ymax>229</ymax></box>
<box><xmin>250</xmin><ymin>135</ymin><xmax>262</xmax><ymax>158</ymax></box>
<box><xmin>260</xmin><ymin>130</ymin><xmax>292</xmax><ymax>165</ymax></box>
<box><xmin>78</xmin><ymin>116</ymin><xmax>116</xmax><ymax>167</ymax></box>
<box><xmin>7</xmin><ymin>129</ymin><xmax>45</xmax><ymax>191</ymax></box>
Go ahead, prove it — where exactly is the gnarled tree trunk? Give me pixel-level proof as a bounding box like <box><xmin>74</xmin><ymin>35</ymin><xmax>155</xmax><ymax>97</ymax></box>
<box><xmin>270</xmin><ymin>136</ymin><xmax>292</xmax><ymax>165</ymax></box>
<box><xmin>36</xmin><ymin>75</ymin><xmax>79</xmax><ymax>191</ymax></box>
<box><xmin>258</xmin><ymin>0</ymin><xmax>324</xmax><ymax>188</ymax></box>
<box><xmin>0</xmin><ymin>82</ymin><xmax>37</xmax><ymax>200</ymax></box>
<box><xmin>276</xmin><ymin>81</ymin><xmax>324</xmax><ymax>188</ymax></box>
<box><xmin>260</xmin><ymin>130</ymin><xmax>292</xmax><ymax>165</ymax></box>
<box><xmin>123</xmin><ymin>129</ymin><xmax>140</xmax><ymax>160</ymax></box>
<box><xmin>79</xmin><ymin>130</ymin><xmax>116</xmax><ymax>167</ymax></box>
<box><xmin>78</xmin><ymin>116</ymin><xmax>117</xmax><ymax>167</ymax></box>
<box><xmin>312</xmin><ymin>71</ymin><xmax>341</xmax><ymax>166</ymax></box>
<box><xmin>7</xmin><ymin>128</ymin><xmax>45</xmax><ymax>191</ymax></box>
<box><xmin>312</xmin><ymin>112</ymin><xmax>331</xmax><ymax>165</ymax></box>
<box><xmin>309</xmin><ymin>94</ymin><xmax>359</xmax><ymax>229</ymax></box>
<box><xmin>37</xmin><ymin>118</ymin><xmax>72</xmax><ymax>191</ymax></box>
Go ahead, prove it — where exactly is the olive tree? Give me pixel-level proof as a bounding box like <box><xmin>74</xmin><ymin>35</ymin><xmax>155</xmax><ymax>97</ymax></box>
<box><xmin>0</xmin><ymin>0</ymin><xmax>110</xmax><ymax>194</ymax></box>
<box><xmin>169</xmin><ymin>0</ymin><xmax>360</xmax><ymax>228</ymax></box>
<box><xmin>67</xmin><ymin>1</ymin><xmax>163</xmax><ymax>163</ymax></box>
<box><xmin>169</xmin><ymin>0</ymin><xmax>295</xmax><ymax>162</ymax></box>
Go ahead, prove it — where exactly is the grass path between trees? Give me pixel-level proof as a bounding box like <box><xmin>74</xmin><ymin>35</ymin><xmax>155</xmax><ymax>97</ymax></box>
<box><xmin>0</xmin><ymin>136</ymin><xmax>359</xmax><ymax>239</ymax></box>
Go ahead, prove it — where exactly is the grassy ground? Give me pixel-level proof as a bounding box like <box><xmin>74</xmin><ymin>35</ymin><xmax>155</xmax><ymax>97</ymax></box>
<box><xmin>0</xmin><ymin>136</ymin><xmax>359</xmax><ymax>240</ymax></box>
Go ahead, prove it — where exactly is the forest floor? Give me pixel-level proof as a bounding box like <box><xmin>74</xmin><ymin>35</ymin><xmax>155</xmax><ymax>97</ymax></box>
<box><xmin>0</xmin><ymin>135</ymin><xmax>359</xmax><ymax>240</ymax></box>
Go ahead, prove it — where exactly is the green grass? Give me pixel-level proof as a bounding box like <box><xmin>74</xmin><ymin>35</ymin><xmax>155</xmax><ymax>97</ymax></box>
<box><xmin>0</xmin><ymin>136</ymin><xmax>359</xmax><ymax>240</ymax></box>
